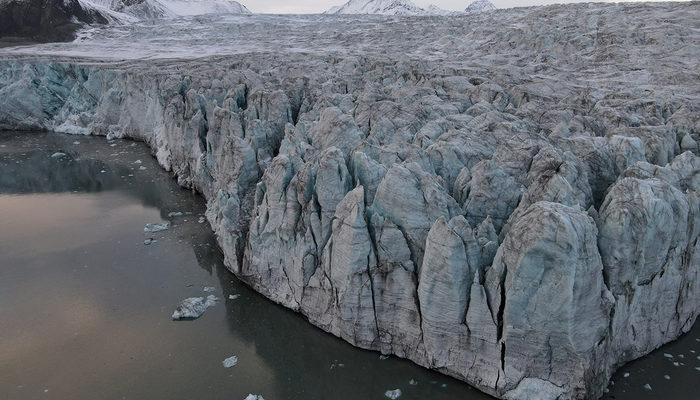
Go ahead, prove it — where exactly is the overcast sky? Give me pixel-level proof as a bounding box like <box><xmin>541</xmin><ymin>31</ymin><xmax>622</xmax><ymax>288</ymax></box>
<box><xmin>243</xmin><ymin>1</ymin><xmax>680</xmax><ymax>14</ymax></box>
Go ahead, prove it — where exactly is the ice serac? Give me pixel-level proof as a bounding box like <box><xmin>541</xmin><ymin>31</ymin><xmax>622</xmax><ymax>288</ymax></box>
<box><xmin>0</xmin><ymin>2</ymin><xmax>698</xmax><ymax>399</ymax></box>
<box><xmin>598</xmin><ymin>156</ymin><xmax>699</xmax><ymax>365</ymax></box>
<box><xmin>490</xmin><ymin>202</ymin><xmax>613</xmax><ymax>399</ymax></box>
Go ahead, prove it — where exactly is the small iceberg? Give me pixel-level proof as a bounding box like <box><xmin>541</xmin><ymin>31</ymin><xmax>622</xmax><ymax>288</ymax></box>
<box><xmin>144</xmin><ymin>222</ymin><xmax>170</xmax><ymax>233</ymax></box>
<box><xmin>50</xmin><ymin>152</ymin><xmax>66</xmax><ymax>158</ymax></box>
<box><xmin>222</xmin><ymin>355</ymin><xmax>238</xmax><ymax>368</ymax></box>
<box><xmin>244</xmin><ymin>395</ymin><xmax>264</xmax><ymax>400</ymax></box>
<box><xmin>385</xmin><ymin>389</ymin><xmax>401</xmax><ymax>399</ymax></box>
<box><xmin>171</xmin><ymin>295</ymin><xmax>218</xmax><ymax>320</ymax></box>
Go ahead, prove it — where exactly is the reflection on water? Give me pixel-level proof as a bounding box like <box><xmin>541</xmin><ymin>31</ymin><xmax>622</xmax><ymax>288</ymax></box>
<box><xmin>0</xmin><ymin>132</ymin><xmax>491</xmax><ymax>400</ymax></box>
<box><xmin>0</xmin><ymin>132</ymin><xmax>696</xmax><ymax>400</ymax></box>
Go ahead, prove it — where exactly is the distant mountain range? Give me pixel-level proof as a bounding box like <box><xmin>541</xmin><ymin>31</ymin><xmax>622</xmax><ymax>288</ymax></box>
<box><xmin>325</xmin><ymin>0</ymin><xmax>498</xmax><ymax>15</ymax></box>
<box><xmin>0</xmin><ymin>0</ymin><xmax>499</xmax><ymax>44</ymax></box>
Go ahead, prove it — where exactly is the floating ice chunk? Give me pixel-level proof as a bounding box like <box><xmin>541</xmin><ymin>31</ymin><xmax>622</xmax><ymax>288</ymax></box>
<box><xmin>203</xmin><ymin>286</ymin><xmax>216</xmax><ymax>292</ymax></box>
<box><xmin>50</xmin><ymin>152</ymin><xmax>66</xmax><ymax>158</ymax></box>
<box><xmin>379</xmin><ymin>354</ymin><xmax>389</xmax><ymax>360</ymax></box>
<box><xmin>171</xmin><ymin>295</ymin><xmax>218</xmax><ymax>320</ymax></box>
<box><xmin>72</xmin><ymin>141</ymin><xmax>80</xmax><ymax>145</ymax></box>
<box><xmin>134</xmin><ymin>160</ymin><xmax>142</xmax><ymax>164</ymax></box>
<box><xmin>168</xmin><ymin>211</ymin><xmax>183</xmax><ymax>218</ymax></box>
<box><xmin>244</xmin><ymin>395</ymin><xmax>264</xmax><ymax>400</ymax></box>
<box><xmin>623</xmin><ymin>372</ymin><xmax>630</xmax><ymax>378</ymax></box>
<box><xmin>385</xmin><ymin>389</ymin><xmax>401</xmax><ymax>399</ymax></box>
<box><xmin>664</xmin><ymin>375</ymin><xmax>670</xmax><ymax>380</ymax></box>
<box><xmin>409</xmin><ymin>379</ymin><xmax>417</xmax><ymax>385</ymax></box>
<box><xmin>144</xmin><ymin>222</ymin><xmax>170</xmax><ymax>233</ymax></box>
<box><xmin>330</xmin><ymin>360</ymin><xmax>345</xmax><ymax>369</ymax></box>
<box><xmin>139</xmin><ymin>166</ymin><xmax>147</xmax><ymax>170</ymax></box>
<box><xmin>663</xmin><ymin>353</ymin><xmax>674</xmax><ymax>358</ymax></box>
<box><xmin>643</xmin><ymin>383</ymin><xmax>652</xmax><ymax>391</ymax></box>
<box><xmin>223</xmin><ymin>355</ymin><xmax>238</xmax><ymax>368</ymax></box>
<box><xmin>144</xmin><ymin>238</ymin><xmax>157</xmax><ymax>245</ymax></box>
<box><xmin>228</xmin><ymin>294</ymin><xmax>240</xmax><ymax>300</ymax></box>
<box><xmin>198</xmin><ymin>216</ymin><xmax>206</xmax><ymax>223</ymax></box>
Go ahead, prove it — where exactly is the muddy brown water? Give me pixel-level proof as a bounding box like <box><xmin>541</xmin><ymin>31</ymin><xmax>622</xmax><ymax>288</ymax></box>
<box><xmin>0</xmin><ymin>131</ymin><xmax>697</xmax><ymax>400</ymax></box>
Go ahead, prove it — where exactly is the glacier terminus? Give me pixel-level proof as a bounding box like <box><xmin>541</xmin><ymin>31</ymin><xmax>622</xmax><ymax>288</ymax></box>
<box><xmin>0</xmin><ymin>1</ymin><xmax>698</xmax><ymax>399</ymax></box>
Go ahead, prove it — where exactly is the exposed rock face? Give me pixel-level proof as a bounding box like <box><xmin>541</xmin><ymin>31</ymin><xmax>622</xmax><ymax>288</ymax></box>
<box><xmin>0</xmin><ymin>2</ymin><xmax>698</xmax><ymax>399</ymax></box>
<box><xmin>0</xmin><ymin>0</ymin><xmax>108</xmax><ymax>43</ymax></box>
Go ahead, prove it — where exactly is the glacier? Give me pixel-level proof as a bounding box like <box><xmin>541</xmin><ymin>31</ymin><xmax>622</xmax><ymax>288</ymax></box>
<box><xmin>0</xmin><ymin>1</ymin><xmax>699</xmax><ymax>399</ymax></box>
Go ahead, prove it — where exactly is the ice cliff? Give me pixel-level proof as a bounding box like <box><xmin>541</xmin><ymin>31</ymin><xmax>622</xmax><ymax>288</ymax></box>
<box><xmin>0</xmin><ymin>2</ymin><xmax>698</xmax><ymax>399</ymax></box>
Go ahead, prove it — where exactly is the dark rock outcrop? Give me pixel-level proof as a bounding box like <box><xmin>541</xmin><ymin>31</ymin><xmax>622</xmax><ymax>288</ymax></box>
<box><xmin>0</xmin><ymin>0</ymin><xmax>107</xmax><ymax>43</ymax></box>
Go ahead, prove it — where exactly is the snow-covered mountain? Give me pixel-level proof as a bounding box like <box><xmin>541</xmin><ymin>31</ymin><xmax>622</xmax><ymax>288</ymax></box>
<box><xmin>326</xmin><ymin>0</ymin><xmax>448</xmax><ymax>16</ymax></box>
<box><xmin>83</xmin><ymin>0</ymin><xmax>251</xmax><ymax>20</ymax></box>
<box><xmin>465</xmin><ymin>0</ymin><xmax>496</xmax><ymax>13</ymax></box>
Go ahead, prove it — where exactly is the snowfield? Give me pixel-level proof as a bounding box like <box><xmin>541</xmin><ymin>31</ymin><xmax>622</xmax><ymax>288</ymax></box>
<box><xmin>0</xmin><ymin>2</ymin><xmax>699</xmax><ymax>400</ymax></box>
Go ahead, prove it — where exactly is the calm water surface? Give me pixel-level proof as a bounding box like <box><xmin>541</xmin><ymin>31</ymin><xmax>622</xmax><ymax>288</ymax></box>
<box><xmin>0</xmin><ymin>132</ymin><xmax>697</xmax><ymax>400</ymax></box>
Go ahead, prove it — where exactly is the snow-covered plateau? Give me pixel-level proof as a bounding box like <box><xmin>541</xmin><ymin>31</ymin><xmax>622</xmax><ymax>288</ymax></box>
<box><xmin>1</xmin><ymin>2</ymin><xmax>699</xmax><ymax>399</ymax></box>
